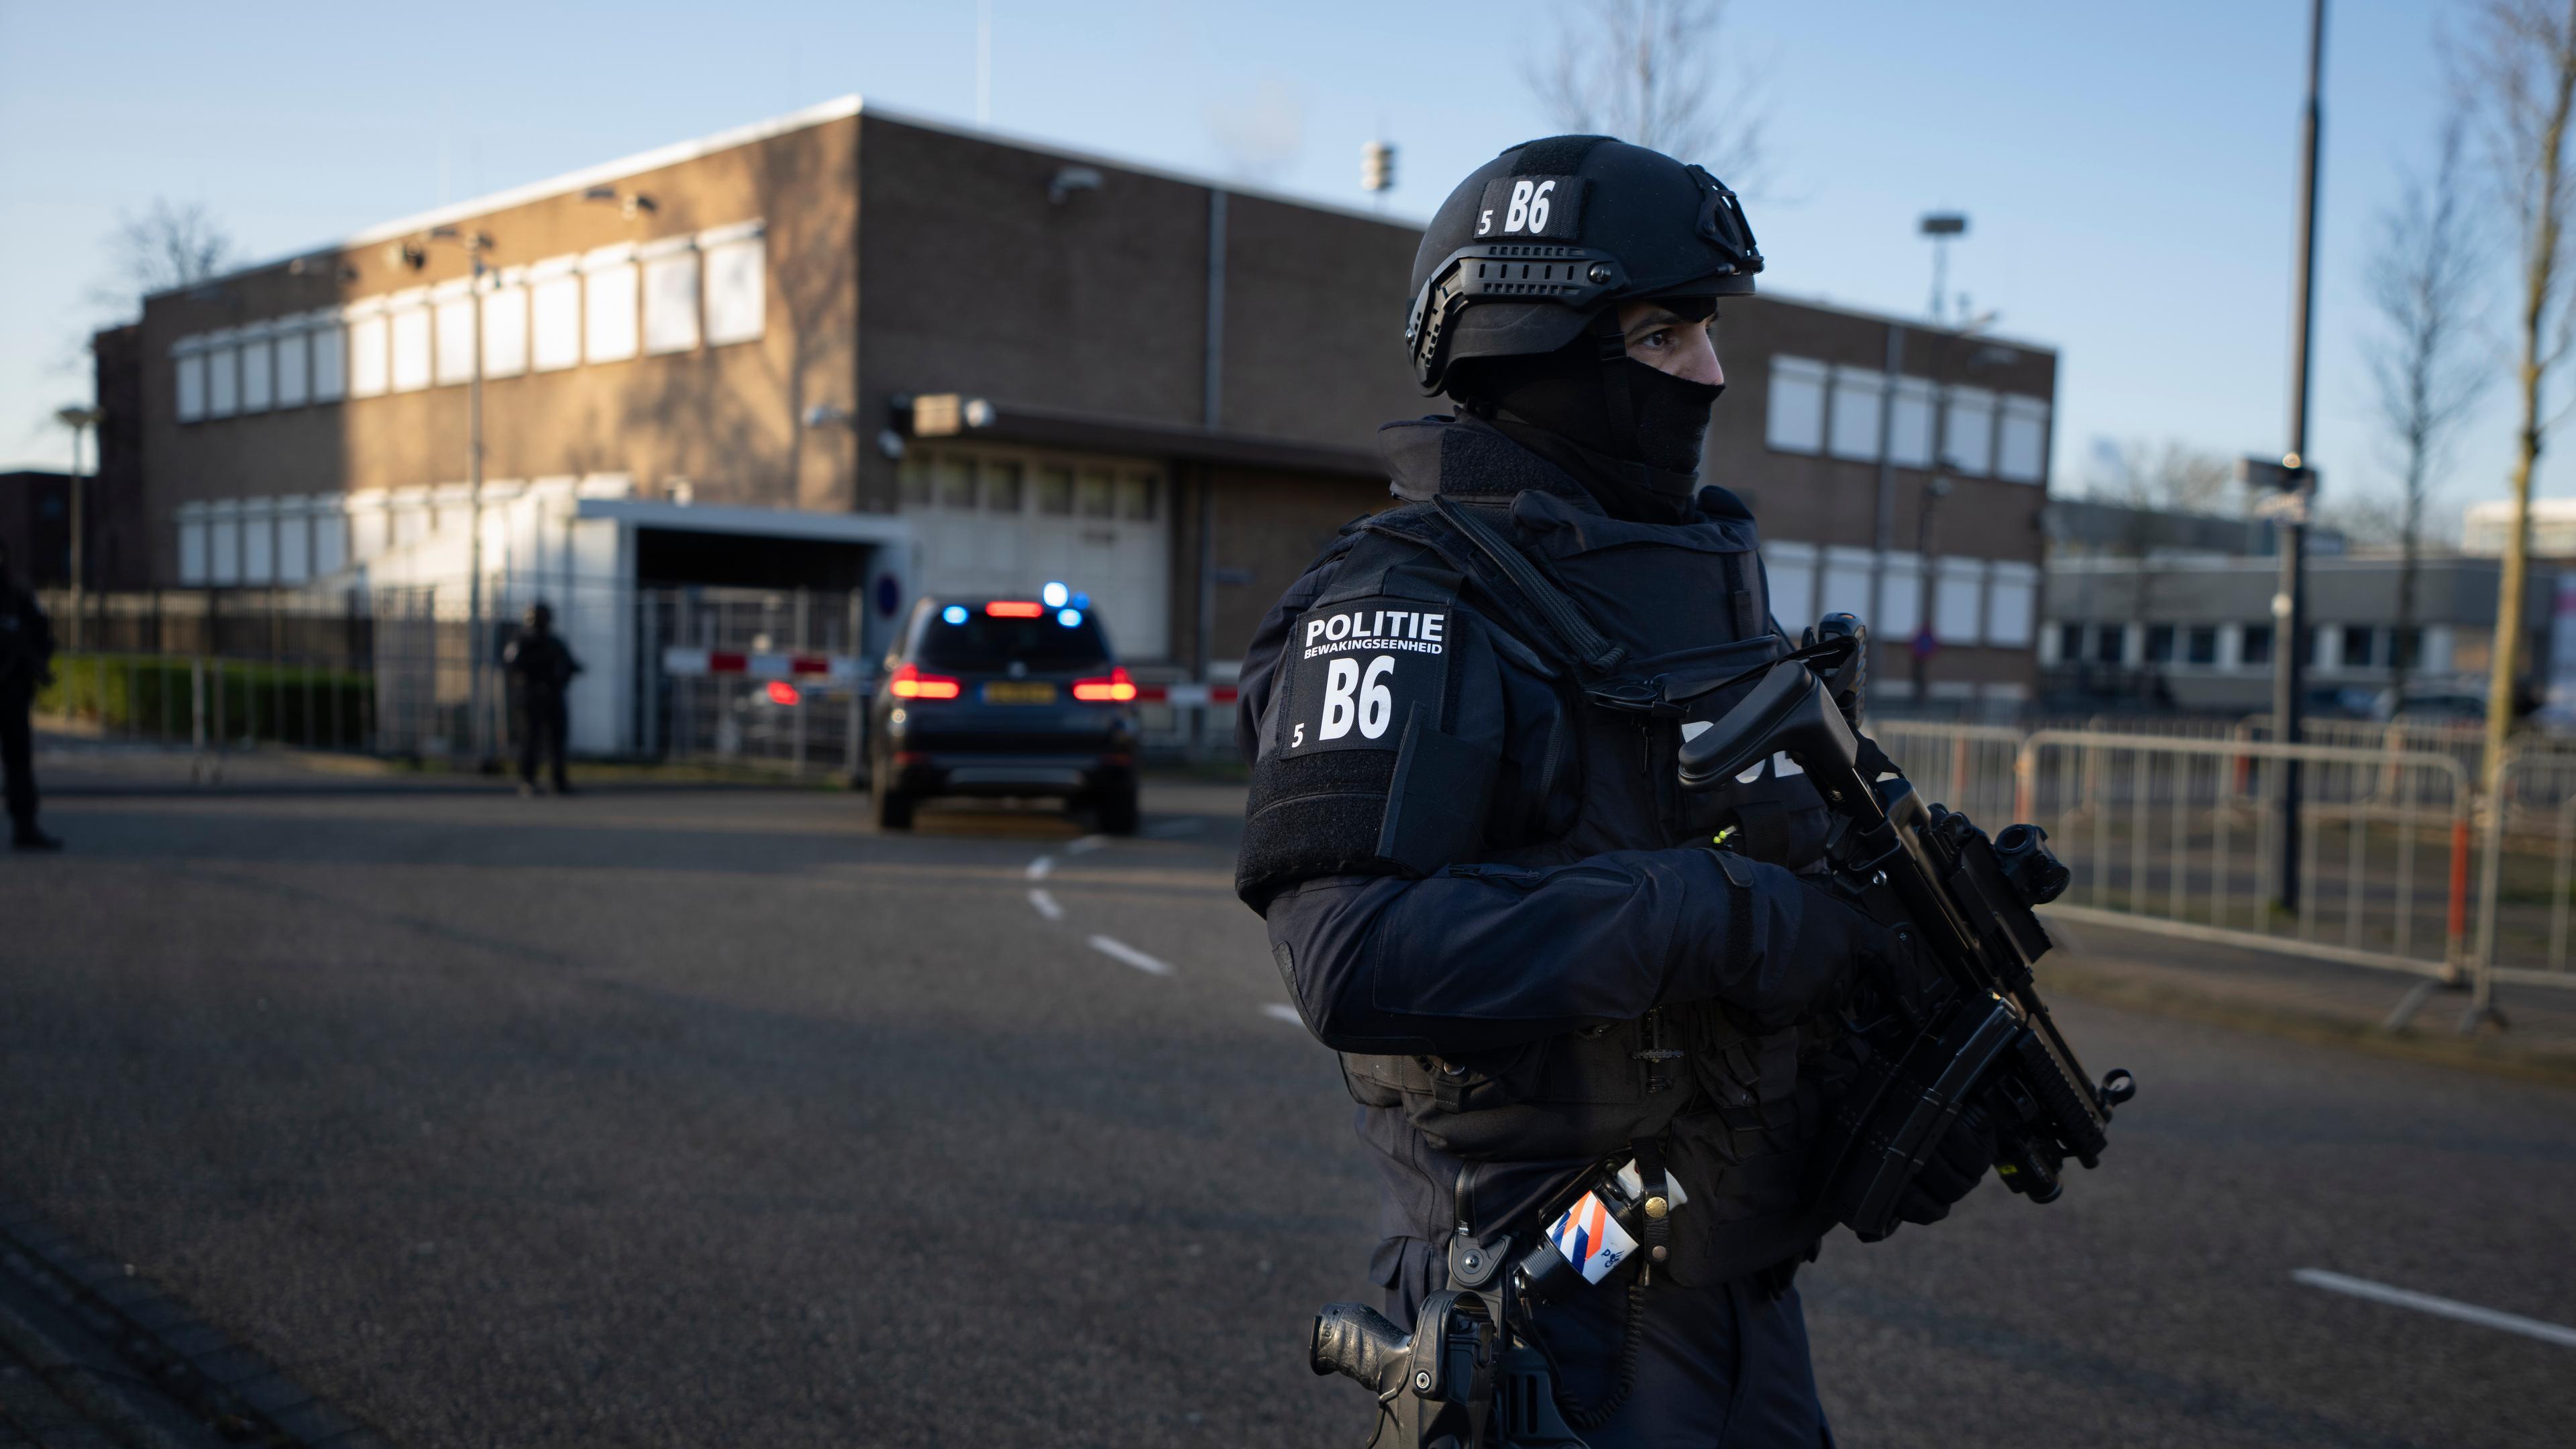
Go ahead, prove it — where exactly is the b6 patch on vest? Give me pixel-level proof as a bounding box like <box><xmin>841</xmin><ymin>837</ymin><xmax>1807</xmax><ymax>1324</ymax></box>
<box><xmin>1277</xmin><ymin>599</ymin><xmax>1451</xmax><ymax>757</ymax></box>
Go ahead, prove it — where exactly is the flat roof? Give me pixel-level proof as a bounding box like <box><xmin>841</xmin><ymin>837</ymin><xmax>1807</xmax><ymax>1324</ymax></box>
<box><xmin>151</xmin><ymin>93</ymin><xmax>1423</xmax><ymax>305</ymax></box>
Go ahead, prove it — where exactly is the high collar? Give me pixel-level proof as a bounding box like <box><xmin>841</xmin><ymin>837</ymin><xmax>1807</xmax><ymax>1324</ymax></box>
<box><xmin>1377</xmin><ymin>413</ymin><xmax>1751</xmax><ymax>525</ymax></box>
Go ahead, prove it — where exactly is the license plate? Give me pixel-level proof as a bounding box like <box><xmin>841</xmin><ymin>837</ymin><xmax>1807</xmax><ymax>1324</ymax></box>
<box><xmin>982</xmin><ymin>681</ymin><xmax>1057</xmax><ymax>704</ymax></box>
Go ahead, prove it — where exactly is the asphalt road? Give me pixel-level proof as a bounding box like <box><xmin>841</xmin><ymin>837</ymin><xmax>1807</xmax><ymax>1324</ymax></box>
<box><xmin>1</xmin><ymin>764</ymin><xmax>2571</xmax><ymax>1448</ymax></box>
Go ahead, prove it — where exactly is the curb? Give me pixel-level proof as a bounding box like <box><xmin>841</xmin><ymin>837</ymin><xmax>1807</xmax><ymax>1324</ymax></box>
<box><xmin>0</xmin><ymin>1193</ymin><xmax>390</xmax><ymax>1448</ymax></box>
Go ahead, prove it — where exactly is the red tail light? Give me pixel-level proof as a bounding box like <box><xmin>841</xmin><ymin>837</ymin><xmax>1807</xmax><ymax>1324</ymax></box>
<box><xmin>765</xmin><ymin>680</ymin><xmax>802</xmax><ymax>706</ymax></box>
<box><xmin>890</xmin><ymin>662</ymin><xmax>961</xmax><ymax>700</ymax></box>
<box><xmin>1072</xmin><ymin>666</ymin><xmax>1138</xmax><ymax>702</ymax></box>
<box><xmin>985</xmin><ymin>600</ymin><xmax>1046</xmax><ymax>618</ymax></box>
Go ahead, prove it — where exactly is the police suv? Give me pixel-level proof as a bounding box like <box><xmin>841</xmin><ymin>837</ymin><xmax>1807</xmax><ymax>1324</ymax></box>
<box><xmin>867</xmin><ymin>586</ymin><xmax>1142</xmax><ymax>833</ymax></box>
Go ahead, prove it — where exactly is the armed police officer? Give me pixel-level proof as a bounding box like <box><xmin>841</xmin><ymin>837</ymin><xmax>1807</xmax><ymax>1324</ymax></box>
<box><xmin>1235</xmin><ymin>138</ymin><xmax>1996</xmax><ymax>1445</ymax></box>
<box><xmin>0</xmin><ymin>540</ymin><xmax>62</xmax><ymax>851</ymax></box>
<box><xmin>502</xmin><ymin>602</ymin><xmax>582</xmax><ymax>796</ymax></box>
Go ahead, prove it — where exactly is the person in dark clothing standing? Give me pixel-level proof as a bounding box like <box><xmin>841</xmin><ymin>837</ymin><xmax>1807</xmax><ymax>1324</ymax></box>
<box><xmin>1236</xmin><ymin>138</ymin><xmax>1994</xmax><ymax>1445</ymax></box>
<box><xmin>502</xmin><ymin>601</ymin><xmax>581</xmax><ymax>796</ymax></box>
<box><xmin>0</xmin><ymin>541</ymin><xmax>62</xmax><ymax>851</ymax></box>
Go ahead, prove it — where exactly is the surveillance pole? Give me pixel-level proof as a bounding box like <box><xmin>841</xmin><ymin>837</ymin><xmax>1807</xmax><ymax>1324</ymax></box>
<box><xmin>2274</xmin><ymin>0</ymin><xmax>2327</xmax><ymax>914</ymax></box>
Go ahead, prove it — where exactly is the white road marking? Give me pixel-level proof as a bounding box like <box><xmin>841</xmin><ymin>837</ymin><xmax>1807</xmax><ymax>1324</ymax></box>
<box><xmin>2292</xmin><ymin>1270</ymin><xmax>2576</xmax><ymax>1349</ymax></box>
<box><xmin>1028</xmin><ymin>888</ymin><xmax>1063</xmax><ymax>922</ymax></box>
<box><xmin>1065</xmin><ymin>835</ymin><xmax>1108</xmax><ymax>855</ymax></box>
<box><xmin>1262</xmin><ymin>1004</ymin><xmax>1303</xmax><ymax>1025</ymax></box>
<box><xmin>1026</xmin><ymin>855</ymin><xmax>1053</xmax><ymax>880</ymax></box>
<box><xmin>1087</xmin><ymin>934</ymin><xmax>1173</xmax><ymax>976</ymax></box>
<box><xmin>1142</xmin><ymin>818</ymin><xmax>1203</xmax><ymax>839</ymax></box>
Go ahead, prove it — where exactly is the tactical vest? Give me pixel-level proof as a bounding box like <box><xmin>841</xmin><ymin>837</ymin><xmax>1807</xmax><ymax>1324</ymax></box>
<box><xmin>1326</xmin><ymin>484</ymin><xmax>1842</xmax><ymax>1287</ymax></box>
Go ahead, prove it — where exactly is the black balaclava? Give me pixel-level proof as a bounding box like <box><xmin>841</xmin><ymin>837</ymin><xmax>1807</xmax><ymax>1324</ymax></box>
<box><xmin>1457</xmin><ymin>305</ymin><xmax>1723</xmax><ymax>523</ymax></box>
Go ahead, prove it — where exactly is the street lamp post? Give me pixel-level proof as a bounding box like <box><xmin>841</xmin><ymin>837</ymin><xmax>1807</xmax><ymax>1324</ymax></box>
<box><xmin>1919</xmin><ymin>213</ymin><xmax>1968</xmax><ymax>325</ymax></box>
<box><xmin>419</xmin><ymin>226</ymin><xmax>493</xmax><ymax>758</ymax></box>
<box><xmin>54</xmin><ymin>405</ymin><xmax>103</xmax><ymax>650</ymax></box>
<box><xmin>2270</xmin><ymin>0</ymin><xmax>2328</xmax><ymax>914</ymax></box>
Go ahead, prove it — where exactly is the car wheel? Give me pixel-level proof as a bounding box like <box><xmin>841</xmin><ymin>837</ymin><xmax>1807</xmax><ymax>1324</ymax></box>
<box><xmin>1097</xmin><ymin>782</ymin><xmax>1140</xmax><ymax>837</ymax></box>
<box><xmin>872</xmin><ymin>753</ymin><xmax>915</xmax><ymax>831</ymax></box>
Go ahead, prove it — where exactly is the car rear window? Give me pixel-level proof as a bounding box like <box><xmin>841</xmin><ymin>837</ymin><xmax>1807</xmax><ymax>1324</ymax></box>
<box><xmin>915</xmin><ymin>609</ymin><xmax>1113</xmax><ymax>671</ymax></box>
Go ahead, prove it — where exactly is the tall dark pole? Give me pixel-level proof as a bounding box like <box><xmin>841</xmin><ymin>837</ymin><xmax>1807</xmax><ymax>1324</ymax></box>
<box><xmin>2275</xmin><ymin>0</ymin><xmax>2327</xmax><ymax>913</ymax></box>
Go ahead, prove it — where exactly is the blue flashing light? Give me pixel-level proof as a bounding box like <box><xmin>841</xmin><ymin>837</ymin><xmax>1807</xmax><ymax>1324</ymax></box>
<box><xmin>1058</xmin><ymin>608</ymin><xmax>1083</xmax><ymax>627</ymax></box>
<box><xmin>1071</xmin><ymin>592</ymin><xmax>1091</xmax><ymax>610</ymax></box>
<box><xmin>941</xmin><ymin>604</ymin><xmax>968</xmax><ymax>625</ymax></box>
<box><xmin>1040</xmin><ymin>581</ymin><xmax>1070</xmax><ymax>608</ymax></box>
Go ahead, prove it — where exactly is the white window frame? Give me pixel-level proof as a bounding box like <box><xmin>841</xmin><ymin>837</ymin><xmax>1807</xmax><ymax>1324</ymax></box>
<box><xmin>641</xmin><ymin>236</ymin><xmax>700</xmax><ymax>355</ymax></box>
<box><xmin>1827</xmin><ymin>368</ymin><xmax>1885</xmax><ymax>462</ymax></box>
<box><xmin>583</xmin><ymin>244</ymin><xmax>639</xmax><ymax>364</ymax></box>
<box><xmin>1998</xmin><ymin>396</ymin><xmax>2051</xmax><ymax>484</ymax></box>
<box><xmin>482</xmin><ymin>268</ymin><xmax>529</xmax><ymax>378</ymax></box>
<box><xmin>312</xmin><ymin>315</ymin><xmax>348</xmax><ymax>402</ymax></box>
<box><xmin>388</xmin><ymin>288</ymin><xmax>433</xmax><ymax>393</ymax></box>
<box><xmin>174</xmin><ymin>339</ymin><xmax>208</xmax><ymax>423</ymax></box>
<box><xmin>347</xmin><ymin>303</ymin><xmax>390</xmax><ymax>398</ymax></box>
<box><xmin>239</xmin><ymin>329</ymin><xmax>274</xmax><ymax>414</ymax></box>
<box><xmin>275</xmin><ymin>322</ymin><xmax>310</xmax><ymax>407</ymax></box>
<box><xmin>1942</xmin><ymin>386</ymin><xmax>1995</xmax><ymax>476</ymax></box>
<box><xmin>1764</xmin><ymin>356</ymin><xmax>1827</xmax><ymax>455</ymax></box>
<box><xmin>205</xmin><ymin>335</ymin><xmax>239</xmax><ymax>418</ymax></box>
<box><xmin>700</xmin><ymin>221</ymin><xmax>766</xmax><ymax>347</ymax></box>
<box><xmin>1888</xmin><ymin>376</ymin><xmax>1937</xmax><ymax>468</ymax></box>
<box><xmin>1986</xmin><ymin>561</ymin><xmax>2038</xmax><ymax>647</ymax></box>
<box><xmin>1933</xmin><ymin>556</ymin><xmax>1986</xmax><ymax>644</ymax></box>
<box><xmin>529</xmin><ymin>256</ymin><xmax>582</xmax><ymax>372</ymax></box>
<box><xmin>433</xmin><ymin>279</ymin><xmax>476</xmax><ymax>386</ymax></box>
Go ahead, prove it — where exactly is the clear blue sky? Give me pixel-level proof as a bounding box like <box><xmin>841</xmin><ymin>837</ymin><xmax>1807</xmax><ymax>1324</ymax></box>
<box><xmin>0</xmin><ymin>0</ymin><xmax>2498</xmax><ymax>529</ymax></box>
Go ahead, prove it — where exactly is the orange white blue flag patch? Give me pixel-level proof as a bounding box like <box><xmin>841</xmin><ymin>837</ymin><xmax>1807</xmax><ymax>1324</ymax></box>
<box><xmin>1544</xmin><ymin>1191</ymin><xmax>1638</xmax><ymax>1285</ymax></box>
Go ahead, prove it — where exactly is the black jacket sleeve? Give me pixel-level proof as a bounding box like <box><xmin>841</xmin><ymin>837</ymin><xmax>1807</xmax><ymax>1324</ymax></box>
<box><xmin>1237</xmin><ymin>545</ymin><xmax>1848</xmax><ymax>1059</ymax></box>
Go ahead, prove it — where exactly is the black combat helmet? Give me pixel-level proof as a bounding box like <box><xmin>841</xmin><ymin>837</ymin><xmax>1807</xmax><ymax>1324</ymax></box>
<box><xmin>1405</xmin><ymin>135</ymin><xmax>1761</xmax><ymax>396</ymax></box>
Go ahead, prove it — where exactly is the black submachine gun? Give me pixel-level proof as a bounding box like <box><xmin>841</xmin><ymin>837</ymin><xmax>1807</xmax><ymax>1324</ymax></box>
<box><xmin>1676</xmin><ymin>622</ymin><xmax>2134</xmax><ymax>1236</ymax></box>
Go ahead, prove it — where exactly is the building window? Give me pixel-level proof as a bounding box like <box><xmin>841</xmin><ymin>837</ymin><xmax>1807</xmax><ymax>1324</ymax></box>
<box><xmin>1120</xmin><ymin>472</ymin><xmax>1159</xmax><ymax>521</ymax></box>
<box><xmin>2187</xmin><ymin>625</ymin><xmax>2218</xmax><ymax>664</ymax></box>
<box><xmin>643</xmin><ymin>247</ymin><xmax>700</xmax><ymax>355</ymax></box>
<box><xmin>483</xmin><ymin>280</ymin><xmax>528</xmax><ymax>377</ymax></box>
<box><xmin>239</xmin><ymin>336</ymin><xmax>274</xmax><ymax>413</ymax></box>
<box><xmin>1888</xmin><ymin>377</ymin><xmax>1937</xmax><ymax>468</ymax></box>
<box><xmin>1942</xmin><ymin>387</ymin><xmax>1994</xmax><ymax>475</ymax></box>
<box><xmin>276</xmin><ymin>328</ymin><xmax>309</xmax><ymax>407</ymax></box>
<box><xmin>390</xmin><ymin>303</ymin><xmax>432</xmax><ymax>392</ymax></box>
<box><xmin>313</xmin><ymin>323</ymin><xmax>347</xmax><ymax>401</ymax></box>
<box><xmin>312</xmin><ymin>508</ymin><xmax>347</xmax><ymax>576</ymax></box>
<box><xmin>1988</xmin><ymin>561</ymin><xmax>2037</xmax><ymax>647</ymax></box>
<box><xmin>178</xmin><ymin>517</ymin><xmax>208</xmax><ymax>584</ymax></box>
<box><xmin>435</xmin><ymin>288</ymin><xmax>476</xmax><ymax>386</ymax></box>
<box><xmin>936</xmin><ymin>457</ymin><xmax>976</xmax><ymax>509</ymax></box>
<box><xmin>531</xmin><ymin>267</ymin><xmax>582</xmax><ymax>372</ymax></box>
<box><xmin>1997</xmin><ymin>397</ymin><xmax>2050</xmax><ymax>484</ymax></box>
<box><xmin>584</xmin><ymin>250</ymin><xmax>639</xmax><ymax>363</ymax></box>
<box><xmin>898</xmin><ymin>454</ymin><xmax>933</xmax><ymax>507</ymax></box>
<box><xmin>1934</xmin><ymin>557</ymin><xmax>1983</xmax><ymax>643</ymax></box>
<box><xmin>2144</xmin><ymin>624</ymin><xmax>2176</xmax><ymax>663</ymax></box>
<box><xmin>1077</xmin><ymin>468</ymin><xmax>1116</xmax><ymax>519</ymax></box>
<box><xmin>1828</xmin><ymin>368</ymin><xmax>1885</xmax><ymax>462</ymax></box>
<box><xmin>2341</xmin><ymin>625</ymin><xmax>2377</xmax><ymax>668</ymax></box>
<box><xmin>207</xmin><ymin>343</ymin><xmax>239</xmax><ymax>417</ymax></box>
<box><xmin>2058</xmin><ymin>621</ymin><xmax>2085</xmax><ymax>663</ymax></box>
<box><xmin>2093</xmin><ymin>624</ymin><xmax>2125</xmax><ymax>665</ymax></box>
<box><xmin>1765</xmin><ymin>356</ymin><xmax>1827</xmax><ymax>453</ymax></box>
<box><xmin>2393</xmin><ymin>627</ymin><xmax>2421</xmax><ymax>670</ymax></box>
<box><xmin>348</xmin><ymin>314</ymin><xmax>390</xmax><ymax>397</ymax></box>
<box><xmin>176</xmin><ymin>351</ymin><xmax>207</xmax><ymax>422</ymax></box>
<box><xmin>209</xmin><ymin>513</ymin><xmax>241</xmax><ymax>584</ymax></box>
<box><xmin>702</xmin><ymin>231</ymin><xmax>765</xmax><ymax>346</ymax></box>
<box><xmin>983</xmin><ymin>460</ymin><xmax>1024</xmax><ymax>513</ymax></box>
<box><xmin>1035</xmin><ymin>466</ymin><xmax>1073</xmax><ymax>516</ymax></box>
<box><xmin>2242</xmin><ymin>623</ymin><xmax>2273</xmax><ymax>666</ymax></box>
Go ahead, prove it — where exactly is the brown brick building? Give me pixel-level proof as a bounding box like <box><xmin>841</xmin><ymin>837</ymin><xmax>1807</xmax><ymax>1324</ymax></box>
<box><xmin>109</xmin><ymin>95</ymin><xmax>2055</xmax><ymax>746</ymax></box>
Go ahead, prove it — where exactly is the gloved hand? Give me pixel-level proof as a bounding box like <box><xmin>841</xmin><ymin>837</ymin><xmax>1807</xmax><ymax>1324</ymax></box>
<box><xmin>1896</xmin><ymin>1102</ymin><xmax>1996</xmax><ymax>1226</ymax></box>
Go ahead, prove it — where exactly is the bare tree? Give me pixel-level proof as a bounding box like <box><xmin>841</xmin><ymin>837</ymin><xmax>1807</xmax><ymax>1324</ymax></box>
<box><xmin>2365</xmin><ymin>111</ymin><xmax>2489</xmax><ymax>712</ymax></box>
<box><xmin>2461</xmin><ymin>0</ymin><xmax>2576</xmax><ymax>788</ymax></box>
<box><xmin>91</xmin><ymin>199</ymin><xmax>235</xmax><ymax>321</ymax></box>
<box><xmin>1527</xmin><ymin>0</ymin><xmax>1766</xmax><ymax>187</ymax></box>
